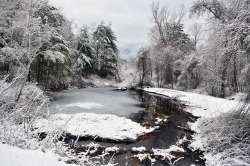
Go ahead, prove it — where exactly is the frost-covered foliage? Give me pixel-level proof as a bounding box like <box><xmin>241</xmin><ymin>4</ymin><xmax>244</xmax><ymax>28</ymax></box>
<box><xmin>93</xmin><ymin>23</ymin><xmax>120</xmax><ymax>80</ymax></box>
<box><xmin>191</xmin><ymin>0</ymin><xmax>250</xmax><ymax>97</ymax></box>
<box><xmin>145</xmin><ymin>88</ymin><xmax>249</xmax><ymax>166</ymax></box>
<box><xmin>136</xmin><ymin>0</ymin><xmax>250</xmax><ymax>96</ymax></box>
<box><xmin>30</xmin><ymin>30</ymin><xmax>71</xmax><ymax>91</ymax></box>
<box><xmin>0</xmin><ymin>80</ymin><xmax>49</xmax><ymax>148</ymax></box>
<box><xmin>25</xmin><ymin>0</ymin><xmax>73</xmax><ymax>91</ymax></box>
<box><xmin>138</xmin><ymin>2</ymin><xmax>195</xmax><ymax>88</ymax></box>
<box><xmin>192</xmin><ymin>111</ymin><xmax>250</xmax><ymax>166</ymax></box>
<box><xmin>75</xmin><ymin>26</ymin><xmax>94</xmax><ymax>76</ymax></box>
<box><xmin>177</xmin><ymin>53</ymin><xmax>202</xmax><ymax>90</ymax></box>
<box><xmin>0</xmin><ymin>0</ymin><xmax>119</xmax><ymax>165</ymax></box>
<box><xmin>0</xmin><ymin>78</ymin><xmax>109</xmax><ymax>165</ymax></box>
<box><xmin>0</xmin><ymin>0</ymin><xmax>121</xmax><ymax>91</ymax></box>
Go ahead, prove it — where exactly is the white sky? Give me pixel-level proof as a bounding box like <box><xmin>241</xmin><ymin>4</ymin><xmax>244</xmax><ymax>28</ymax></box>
<box><xmin>49</xmin><ymin>0</ymin><xmax>196</xmax><ymax>58</ymax></box>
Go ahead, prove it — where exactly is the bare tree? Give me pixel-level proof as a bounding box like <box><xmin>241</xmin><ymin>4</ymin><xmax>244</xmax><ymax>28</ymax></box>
<box><xmin>136</xmin><ymin>48</ymin><xmax>152</xmax><ymax>87</ymax></box>
<box><xmin>150</xmin><ymin>2</ymin><xmax>194</xmax><ymax>88</ymax></box>
<box><xmin>190</xmin><ymin>22</ymin><xmax>202</xmax><ymax>50</ymax></box>
<box><xmin>191</xmin><ymin>0</ymin><xmax>250</xmax><ymax>97</ymax></box>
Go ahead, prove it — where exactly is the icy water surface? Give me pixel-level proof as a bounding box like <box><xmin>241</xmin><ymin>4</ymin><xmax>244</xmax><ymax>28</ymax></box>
<box><xmin>50</xmin><ymin>87</ymin><xmax>143</xmax><ymax>116</ymax></box>
<box><xmin>50</xmin><ymin>88</ymin><xmax>204</xmax><ymax>166</ymax></box>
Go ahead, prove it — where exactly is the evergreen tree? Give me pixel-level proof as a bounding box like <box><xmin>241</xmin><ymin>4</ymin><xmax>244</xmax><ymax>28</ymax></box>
<box><xmin>92</xmin><ymin>23</ymin><xmax>119</xmax><ymax>79</ymax></box>
<box><xmin>29</xmin><ymin>1</ymin><xmax>71</xmax><ymax>91</ymax></box>
<box><xmin>75</xmin><ymin>26</ymin><xmax>93</xmax><ymax>76</ymax></box>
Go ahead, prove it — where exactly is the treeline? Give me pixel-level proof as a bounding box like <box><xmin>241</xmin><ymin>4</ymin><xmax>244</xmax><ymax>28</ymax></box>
<box><xmin>0</xmin><ymin>0</ymin><xmax>120</xmax><ymax>91</ymax></box>
<box><xmin>136</xmin><ymin>0</ymin><xmax>250</xmax><ymax>98</ymax></box>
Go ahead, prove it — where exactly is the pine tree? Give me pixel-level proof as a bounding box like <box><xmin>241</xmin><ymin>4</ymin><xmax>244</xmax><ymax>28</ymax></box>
<box><xmin>92</xmin><ymin>23</ymin><xmax>119</xmax><ymax>79</ymax></box>
<box><xmin>29</xmin><ymin>1</ymin><xmax>71</xmax><ymax>91</ymax></box>
<box><xmin>75</xmin><ymin>26</ymin><xmax>93</xmax><ymax>76</ymax></box>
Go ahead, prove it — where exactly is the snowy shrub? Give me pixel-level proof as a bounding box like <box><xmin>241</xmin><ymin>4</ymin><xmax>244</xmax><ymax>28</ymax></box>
<box><xmin>0</xmin><ymin>80</ymin><xmax>49</xmax><ymax>148</ymax></box>
<box><xmin>193</xmin><ymin>110</ymin><xmax>250</xmax><ymax>166</ymax></box>
<box><xmin>15</xmin><ymin>83</ymin><xmax>49</xmax><ymax>123</ymax></box>
<box><xmin>177</xmin><ymin>54</ymin><xmax>202</xmax><ymax>90</ymax></box>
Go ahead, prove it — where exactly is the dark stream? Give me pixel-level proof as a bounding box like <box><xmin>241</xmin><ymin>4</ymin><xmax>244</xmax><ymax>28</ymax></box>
<box><xmin>58</xmin><ymin>88</ymin><xmax>205</xmax><ymax>166</ymax></box>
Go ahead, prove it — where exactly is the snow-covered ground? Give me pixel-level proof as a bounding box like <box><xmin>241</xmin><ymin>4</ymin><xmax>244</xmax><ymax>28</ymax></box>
<box><xmin>34</xmin><ymin>112</ymin><xmax>157</xmax><ymax>141</ymax></box>
<box><xmin>145</xmin><ymin>88</ymin><xmax>242</xmax><ymax>118</ymax></box>
<box><xmin>144</xmin><ymin>88</ymin><xmax>247</xmax><ymax>165</ymax></box>
<box><xmin>0</xmin><ymin>143</ymin><xmax>76</xmax><ymax>166</ymax></box>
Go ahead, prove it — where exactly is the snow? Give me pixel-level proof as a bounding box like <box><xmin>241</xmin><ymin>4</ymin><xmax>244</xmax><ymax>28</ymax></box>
<box><xmin>44</xmin><ymin>50</ymin><xmax>66</xmax><ymax>64</ymax></box>
<box><xmin>133</xmin><ymin>145</ymin><xmax>184</xmax><ymax>163</ymax></box>
<box><xmin>152</xmin><ymin>145</ymin><xmax>185</xmax><ymax>157</ymax></box>
<box><xmin>34</xmin><ymin>112</ymin><xmax>157</xmax><ymax>141</ymax></box>
<box><xmin>155</xmin><ymin>117</ymin><xmax>168</xmax><ymax>125</ymax></box>
<box><xmin>81</xmin><ymin>53</ymin><xmax>92</xmax><ymax>66</ymax></box>
<box><xmin>144</xmin><ymin>88</ymin><xmax>242</xmax><ymax>118</ymax></box>
<box><xmin>151</xmin><ymin>145</ymin><xmax>185</xmax><ymax>162</ymax></box>
<box><xmin>144</xmin><ymin>88</ymin><xmax>247</xmax><ymax>165</ymax></box>
<box><xmin>226</xmin><ymin>92</ymin><xmax>248</xmax><ymax>102</ymax></box>
<box><xmin>105</xmin><ymin>146</ymin><xmax>119</xmax><ymax>153</ymax></box>
<box><xmin>0</xmin><ymin>143</ymin><xmax>76</xmax><ymax>166</ymax></box>
<box><xmin>131</xmin><ymin>147</ymin><xmax>146</xmax><ymax>152</ymax></box>
<box><xmin>134</xmin><ymin>154</ymin><xmax>151</xmax><ymax>162</ymax></box>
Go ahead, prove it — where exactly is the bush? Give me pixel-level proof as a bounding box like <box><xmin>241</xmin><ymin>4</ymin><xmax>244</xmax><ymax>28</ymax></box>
<box><xmin>0</xmin><ymin>81</ymin><xmax>49</xmax><ymax>148</ymax></box>
<box><xmin>193</xmin><ymin>109</ymin><xmax>250</xmax><ymax>166</ymax></box>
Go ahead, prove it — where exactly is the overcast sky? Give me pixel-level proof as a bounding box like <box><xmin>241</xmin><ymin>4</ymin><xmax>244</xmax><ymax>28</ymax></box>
<box><xmin>49</xmin><ymin>0</ymin><xmax>195</xmax><ymax>58</ymax></box>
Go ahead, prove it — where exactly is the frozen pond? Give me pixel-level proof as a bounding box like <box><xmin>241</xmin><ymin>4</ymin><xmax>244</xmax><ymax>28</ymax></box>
<box><xmin>49</xmin><ymin>87</ymin><xmax>143</xmax><ymax>117</ymax></box>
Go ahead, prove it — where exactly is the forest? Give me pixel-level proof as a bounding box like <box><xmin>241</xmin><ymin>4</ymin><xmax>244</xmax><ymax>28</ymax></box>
<box><xmin>136</xmin><ymin>1</ymin><xmax>250</xmax><ymax>98</ymax></box>
<box><xmin>0</xmin><ymin>0</ymin><xmax>250</xmax><ymax>166</ymax></box>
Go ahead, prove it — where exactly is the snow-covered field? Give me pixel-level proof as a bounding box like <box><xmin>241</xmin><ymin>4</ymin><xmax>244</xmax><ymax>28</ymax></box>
<box><xmin>144</xmin><ymin>88</ymin><xmax>248</xmax><ymax>165</ymax></box>
<box><xmin>0</xmin><ymin>143</ymin><xmax>76</xmax><ymax>166</ymax></box>
<box><xmin>34</xmin><ymin>112</ymin><xmax>157</xmax><ymax>141</ymax></box>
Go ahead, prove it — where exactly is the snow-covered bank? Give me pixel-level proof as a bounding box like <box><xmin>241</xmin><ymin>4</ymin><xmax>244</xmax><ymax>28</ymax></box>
<box><xmin>35</xmin><ymin>113</ymin><xmax>157</xmax><ymax>142</ymax></box>
<box><xmin>144</xmin><ymin>88</ymin><xmax>248</xmax><ymax>165</ymax></box>
<box><xmin>0</xmin><ymin>143</ymin><xmax>75</xmax><ymax>166</ymax></box>
<box><xmin>144</xmin><ymin>88</ymin><xmax>241</xmax><ymax>118</ymax></box>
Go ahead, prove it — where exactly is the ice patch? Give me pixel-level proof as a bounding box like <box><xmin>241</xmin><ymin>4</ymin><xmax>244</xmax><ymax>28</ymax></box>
<box><xmin>65</xmin><ymin>102</ymin><xmax>103</xmax><ymax>109</ymax></box>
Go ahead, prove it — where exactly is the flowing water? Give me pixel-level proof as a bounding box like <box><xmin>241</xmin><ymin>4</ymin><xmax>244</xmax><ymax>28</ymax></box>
<box><xmin>50</xmin><ymin>88</ymin><xmax>204</xmax><ymax>166</ymax></box>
